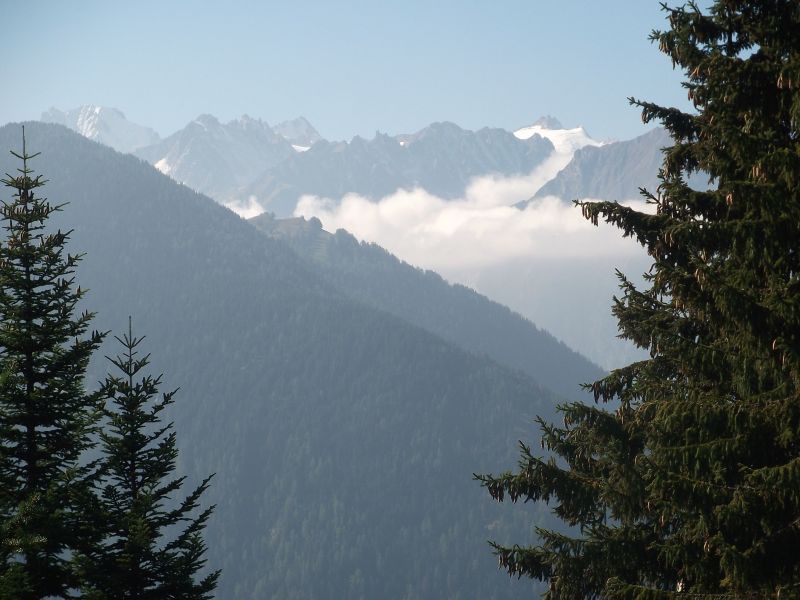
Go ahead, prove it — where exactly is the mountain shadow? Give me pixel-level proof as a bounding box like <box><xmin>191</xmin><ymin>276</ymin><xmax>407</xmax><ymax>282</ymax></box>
<box><xmin>250</xmin><ymin>212</ymin><xmax>603</xmax><ymax>402</ymax></box>
<box><xmin>1</xmin><ymin>122</ymin><xmax>576</xmax><ymax>599</ymax></box>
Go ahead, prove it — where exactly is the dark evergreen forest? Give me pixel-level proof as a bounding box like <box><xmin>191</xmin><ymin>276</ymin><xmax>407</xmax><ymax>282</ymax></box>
<box><xmin>0</xmin><ymin>122</ymin><xmax>595</xmax><ymax>599</ymax></box>
<box><xmin>478</xmin><ymin>1</ymin><xmax>800</xmax><ymax>597</ymax></box>
<box><xmin>250</xmin><ymin>212</ymin><xmax>603</xmax><ymax>403</ymax></box>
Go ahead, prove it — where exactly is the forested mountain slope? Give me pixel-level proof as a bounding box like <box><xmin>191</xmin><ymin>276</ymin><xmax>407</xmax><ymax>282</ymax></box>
<box><xmin>250</xmin><ymin>213</ymin><xmax>603</xmax><ymax>402</ymax></box>
<box><xmin>1</xmin><ymin>123</ymin><xmax>565</xmax><ymax>599</ymax></box>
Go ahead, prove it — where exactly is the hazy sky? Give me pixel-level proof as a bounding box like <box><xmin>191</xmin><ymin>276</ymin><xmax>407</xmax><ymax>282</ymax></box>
<box><xmin>3</xmin><ymin>1</ymin><xmax>692</xmax><ymax>141</ymax></box>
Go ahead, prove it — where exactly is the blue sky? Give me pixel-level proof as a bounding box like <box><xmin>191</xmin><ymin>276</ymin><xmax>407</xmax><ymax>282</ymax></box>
<box><xmin>2</xmin><ymin>1</ymin><xmax>693</xmax><ymax>141</ymax></box>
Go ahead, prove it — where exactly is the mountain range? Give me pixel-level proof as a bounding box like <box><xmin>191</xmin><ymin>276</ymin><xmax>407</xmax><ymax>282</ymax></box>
<box><xmin>43</xmin><ymin>105</ymin><xmax>681</xmax><ymax>217</ymax></box>
<box><xmin>272</xmin><ymin>116</ymin><xmax>323</xmax><ymax>149</ymax></box>
<box><xmin>40</xmin><ymin>105</ymin><xmax>699</xmax><ymax>370</ymax></box>
<box><xmin>1</xmin><ymin>122</ymin><xmax>605</xmax><ymax>599</ymax></box>
<box><xmin>134</xmin><ymin>114</ymin><xmax>298</xmax><ymax>201</ymax></box>
<box><xmin>532</xmin><ymin>126</ymin><xmax>670</xmax><ymax>201</ymax></box>
<box><xmin>528</xmin><ymin>126</ymin><xmax>711</xmax><ymax>203</ymax></box>
<box><xmin>243</xmin><ymin>121</ymin><xmax>554</xmax><ymax>216</ymax></box>
<box><xmin>42</xmin><ymin>105</ymin><xmax>691</xmax><ymax>208</ymax></box>
<box><xmin>42</xmin><ymin>105</ymin><xmax>160</xmax><ymax>153</ymax></box>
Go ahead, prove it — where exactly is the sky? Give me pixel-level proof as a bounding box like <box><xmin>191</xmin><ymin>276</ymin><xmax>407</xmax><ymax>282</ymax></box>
<box><xmin>2</xmin><ymin>0</ymin><xmax>693</xmax><ymax>142</ymax></box>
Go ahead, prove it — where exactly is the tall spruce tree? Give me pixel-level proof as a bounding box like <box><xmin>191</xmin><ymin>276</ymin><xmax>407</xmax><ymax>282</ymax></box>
<box><xmin>478</xmin><ymin>2</ymin><xmax>800</xmax><ymax>598</ymax></box>
<box><xmin>77</xmin><ymin>320</ymin><xmax>218</xmax><ymax>599</ymax></box>
<box><xmin>0</xmin><ymin>130</ymin><xmax>104</xmax><ymax>598</ymax></box>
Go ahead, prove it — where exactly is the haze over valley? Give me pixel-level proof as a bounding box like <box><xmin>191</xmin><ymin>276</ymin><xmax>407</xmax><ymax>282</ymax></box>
<box><xmin>1</xmin><ymin>3</ymin><xmax>733</xmax><ymax>597</ymax></box>
<box><xmin>41</xmin><ymin>104</ymin><xmax>670</xmax><ymax>369</ymax></box>
<box><xmin>0</xmin><ymin>121</ymin><xmax>602</xmax><ymax>598</ymax></box>
<box><xmin>0</xmin><ymin>0</ymin><xmax>800</xmax><ymax>600</ymax></box>
<box><xmin>0</xmin><ymin>101</ymin><xmax>670</xmax><ymax>595</ymax></box>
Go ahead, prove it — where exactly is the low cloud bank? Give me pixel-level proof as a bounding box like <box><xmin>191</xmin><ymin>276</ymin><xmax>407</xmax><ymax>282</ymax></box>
<box><xmin>292</xmin><ymin>168</ymin><xmax>653</xmax><ymax>369</ymax></box>
<box><xmin>294</xmin><ymin>171</ymin><xmax>650</xmax><ymax>273</ymax></box>
<box><xmin>225</xmin><ymin>195</ymin><xmax>266</xmax><ymax>219</ymax></box>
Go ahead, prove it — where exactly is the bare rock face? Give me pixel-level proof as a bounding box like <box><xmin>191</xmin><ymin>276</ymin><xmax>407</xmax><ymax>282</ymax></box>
<box><xmin>42</xmin><ymin>105</ymin><xmax>160</xmax><ymax>153</ymax></box>
<box><xmin>272</xmin><ymin>116</ymin><xmax>322</xmax><ymax>148</ymax></box>
<box><xmin>532</xmin><ymin>127</ymin><xmax>709</xmax><ymax>202</ymax></box>
<box><xmin>242</xmin><ymin>121</ymin><xmax>554</xmax><ymax>217</ymax></box>
<box><xmin>134</xmin><ymin>114</ymin><xmax>296</xmax><ymax>202</ymax></box>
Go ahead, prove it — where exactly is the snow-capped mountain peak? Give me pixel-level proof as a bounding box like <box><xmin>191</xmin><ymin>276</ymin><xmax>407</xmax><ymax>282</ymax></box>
<box><xmin>41</xmin><ymin>105</ymin><xmax>160</xmax><ymax>153</ymax></box>
<box><xmin>513</xmin><ymin>118</ymin><xmax>602</xmax><ymax>156</ymax></box>
<box><xmin>191</xmin><ymin>114</ymin><xmax>221</xmax><ymax>130</ymax></box>
<box><xmin>509</xmin><ymin>118</ymin><xmax>605</xmax><ymax>195</ymax></box>
<box><xmin>133</xmin><ymin>112</ymin><xmax>296</xmax><ymax>202</ymax></box>
<box><xmin>273</xmin><ymin>117</ymin><xmax>322</xmax><ymax>148</ymax></box>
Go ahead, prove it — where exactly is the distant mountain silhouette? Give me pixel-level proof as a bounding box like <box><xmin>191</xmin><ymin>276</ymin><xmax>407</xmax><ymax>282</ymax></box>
<box><xmin>531</xmin><ymin>127</ymin><xmax>710</xmax><ymax>202</ymax></box>
<box><xmin>42</xmin><ymin>104</ymin><xmax>160</xmax><ymax>152</ymax></box>
<box><xmin>134</xmin><ymin>113</ymin><xmax>296</xmax><ymax>201</ymax></box>
<box><xmin>1</xmin><ymin>122</ymin><xmax>588</xmax><ymax>599</ymax></box>
<box><xmin>242</xmin><ymin>121</ymin><xmax>553</xmax><ymax>216</ymax></box>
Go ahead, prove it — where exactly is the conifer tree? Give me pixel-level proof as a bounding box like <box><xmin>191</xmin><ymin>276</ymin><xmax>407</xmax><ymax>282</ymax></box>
<box><xmin>0</xmin><ymin>130</ymin><xmax>104</xmax><ymax>598</ymax></box>
<box><xmin>77</xmin><ymin>320</ymin><xmax>218</xmax><ymax>599</ymax></box>
<box><xmin>478</xmin><ymin>2</ymin><xmax>800</xmax><ymax>597</ymax></box>
<box><xmin>0</xmin><ymin>493</ymin><xmax>45</xmax><ymax>599</ymax></box>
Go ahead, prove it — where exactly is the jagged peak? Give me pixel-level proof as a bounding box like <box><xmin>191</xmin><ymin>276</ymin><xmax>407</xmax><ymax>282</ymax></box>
<box><xmin>193</xmin><ymin>113</ymin><xmax>220</xmax><ymax>128</ymax></box>
<box><xmin>531</xmin><ymin>115</ymin><xmax>564</xmax><ymax>130</ymax></box>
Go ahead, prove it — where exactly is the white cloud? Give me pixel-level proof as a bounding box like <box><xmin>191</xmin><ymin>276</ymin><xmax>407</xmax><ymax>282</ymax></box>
<box><xmin>292</xmin><ymin>168</ymin><xmax>654</xmax><ymax>370</ymax></box>
<box><xmin>225</xmin><ymin>195</ymin><xmax>266</xmax><ymax>219</ymax></box>
<box><xmin>294</xmin><ymin>173</ymin><xmax>650</xmax><ymax>273</ymax></box>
